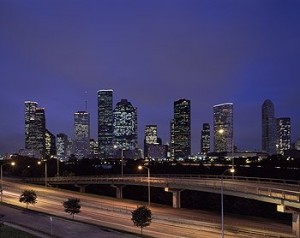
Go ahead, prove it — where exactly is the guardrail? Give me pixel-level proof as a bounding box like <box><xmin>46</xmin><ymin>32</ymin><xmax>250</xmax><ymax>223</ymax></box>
<box><xmin>25</xmin><ymin>174</ymin><xmax>300</xmax><ymax>185</ymax></box>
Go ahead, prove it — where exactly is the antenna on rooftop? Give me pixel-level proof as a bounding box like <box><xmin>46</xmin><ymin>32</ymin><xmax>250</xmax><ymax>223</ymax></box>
<box><xmin>84</xmin><ymin>91</ymin><xmax>88</xmax><ymax>111</ymax></box>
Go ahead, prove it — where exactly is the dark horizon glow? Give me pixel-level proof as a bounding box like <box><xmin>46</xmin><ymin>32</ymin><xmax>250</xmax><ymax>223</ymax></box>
<box><xmin>1</xmin><ymin>0</ymin><xmax>300</xmax><ymax>154</ymax></box>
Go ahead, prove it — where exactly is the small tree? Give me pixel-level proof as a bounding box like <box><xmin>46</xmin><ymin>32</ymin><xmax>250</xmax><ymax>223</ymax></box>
<box><xmin>131</xmin><ymin>205</ymin><xmax>152</xmax><ymax>234</ymax></box>
<box><xmin>19</xmin><ymin>190</ymin><xmax>37</xmax><ymax>208</ymax></box>
<box><xmin>63</xmin><ymin>198</ymin><xmax>81</xmax><ymax>219</ymax></box>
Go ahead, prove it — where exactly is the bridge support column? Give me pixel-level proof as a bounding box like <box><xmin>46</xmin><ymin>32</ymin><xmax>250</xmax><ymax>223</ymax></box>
<box><xmin>293</xmin><ymin>212</ymin><xmax>300</xmax><ymax>238</ymax></box>
<box><xmin>111</xmin><ymin>185</ymin><xmax>125</xmax><ymax>199</ymax></box>
<box><xmin>164</xmin><ymin>187</ymin><xmax>183</xmax><ymax>208</ymax></box>
<box><xmin>75</xmin><ymin>184</ymin><xmax>87</xmax><ymax>193</ymax></box>
<box><xmin>277</xmin><ymin>204</ymin><xmax>300</xmax><ymax>238</ymax></box>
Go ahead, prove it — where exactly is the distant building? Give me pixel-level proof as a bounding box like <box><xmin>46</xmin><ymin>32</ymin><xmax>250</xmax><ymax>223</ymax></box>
<box><xmin>73</xmin><ymin>111</ymin><xmax>90</xmax><ymax>159</ymax></box>
<box><xmin>201</xmin><ymin>123</ymin><xmax>210</xmax><ymax>154</ymax></box>
<box><xmin>213</xmin><ymin>103</ymin><xmax>233</xmax><ymax>153</ymax></box>
<box><xmin>25</xmin><ymin>101</ymin><xmax>38</xmax><ymax>149</ymax></box>
<box><xmin>144</xmin><ymin>125</ymin><xmax>158</xmax><ymax>158</ymax></box>
<box><xmin>56</xmin><ymin>133</ymin><xmax>69</xmax><ymax>161</ymax></box>
<box><xmin>45</xmin><ymin>129</ymin><xmax>56</xmax><ymax>156</ymax></box>
<box><xmin>24</xmin><ymin>101</ymin><xmax>46</xmax><ymax>157</ymax></box>
<box><xmin>89</xmin><ymin>139</ymin><xmax>99</xmax><ymax>158</ymax></box>
<box><xmin>296</xmin><ymin>140</ymin><xmax>300</xmax><ymax>150</ymax></box>
<box><xmin>262</xmin><ymin>99</ymin><xmax>277</xmax><ymax>155</ymax></box>
<box><xmin>147</xmin><ymin>144</ymin><xmax>168</xmax><ymax>161</ymax></box>
<box><xmin>113</xmin><ymin>99</ymin><xmax>138</xmax><ymax>158</ymax></box>
<box><xmin>172</xmin><ymin>99</ymin><xmax>191</xmax><ymax>160</ymax></box>
<box><xmin>97</xmin><ymin>89</ymin><xmax>114</xmax><ymax>159</ymax></box>
<box><xmin>276</xmin><ymin>117</ymin><xmax>291</xmax><ymax>155</ymax></box>
<box><xmin>169</xmin><ymin>119</ymin><xmax>175</xmax><ymax>160</ymax></box>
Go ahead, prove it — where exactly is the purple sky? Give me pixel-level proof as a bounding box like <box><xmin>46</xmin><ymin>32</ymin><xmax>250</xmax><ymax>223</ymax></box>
<box><xmin>1</xmin><ymin>0</ymin><xmax>300</xmax><ymax>154</ymax></box>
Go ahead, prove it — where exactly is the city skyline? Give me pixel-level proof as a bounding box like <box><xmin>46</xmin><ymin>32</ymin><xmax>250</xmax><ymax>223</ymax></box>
<box><xmin>1</xmin><ymin>0</ymin><xmax>300</xmax><ymax>154</ymax></box>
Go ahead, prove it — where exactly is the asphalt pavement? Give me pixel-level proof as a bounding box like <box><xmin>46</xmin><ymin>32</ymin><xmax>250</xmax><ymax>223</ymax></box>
<box><xmin>0</xmin><ymin>204</ymin><xmax>139</xmax><ymax>238</ymax></box>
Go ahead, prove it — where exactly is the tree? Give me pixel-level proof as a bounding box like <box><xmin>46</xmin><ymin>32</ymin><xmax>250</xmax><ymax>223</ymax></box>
<box><xmin>63</xmin><ymin>198</ymin><xmax>81</xmax><ymax>219</ymax></box>
<box><xmin>19</xmin><ymin>190</ymin><xmax>37</xmax><ymax>208</ymax></box>
<box><xmin>131</xmin><ymin>205</ymin><xmax>152</xmax><ymax>234</ymax></box>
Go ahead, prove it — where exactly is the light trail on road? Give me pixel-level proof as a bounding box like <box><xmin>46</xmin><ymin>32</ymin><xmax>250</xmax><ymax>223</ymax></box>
<box><xmin>1</xmin><ymin>179</ymin><xmax>295</xmax><ymax>238</ymax></box>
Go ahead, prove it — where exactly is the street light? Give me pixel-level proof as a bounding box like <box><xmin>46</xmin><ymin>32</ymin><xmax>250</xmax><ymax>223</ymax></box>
<box><xmin>55</xmin><ymin>157</ymin><xmax>60</xmax><ymax>177</ymax></box>
<box><xmin>138</xmin><ymin>165</ymin><xmax>150</xmax><ymax>207</ymax></box>
<box><xmin>221</xmin><ymin>167</ymin><xmax>235</xmax><ymax>238</ymax></box>
<box><xmin>218</xmin><ymin>128</ymin><xmax>235</xmax><ymax>178</ymax></box>
<box><xmin>114</xmin><ymin>145</ymin><xmax>125</xmax><ymax>177</ymax></box>
<box><xmin>38</xmin><ymin>160</ymin><xmax>47</xmax><ymax>187</ymax></box>
<box><xmin>1</xmin><ymin>161</ymin><xmax>15</xmax><ymax>202</ymax></box>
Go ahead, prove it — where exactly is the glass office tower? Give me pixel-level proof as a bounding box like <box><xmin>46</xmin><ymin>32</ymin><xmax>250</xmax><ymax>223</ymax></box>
<box><xmin>213</xmin><ymin>103</ymin><xmax>233</xmax><ymax>153</ymax></box>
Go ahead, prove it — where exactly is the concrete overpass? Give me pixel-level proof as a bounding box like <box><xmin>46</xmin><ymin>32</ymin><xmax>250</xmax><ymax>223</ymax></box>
<box><xmin>25</xmin><ymin>174</ymin><xmax>300</xmax><ymax>237</ymax></box>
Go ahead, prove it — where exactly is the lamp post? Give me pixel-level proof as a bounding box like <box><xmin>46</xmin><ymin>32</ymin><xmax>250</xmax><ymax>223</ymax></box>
<box><xmin>1</xmin><ymin>161</ymin><xmax>15</xmax><ymax>202</ymax></box>
<box><xmin>38</xmin><ymin>160</ymin><xmax>47</xmax><ymax>187</ymax></box>
<box><xmin>56</xmin><ymin>158</ymin><xmax>60</xmax><ymax>177</ymax></box>
<box><xmin>114</xmin><ymin>145</ymin><xmax>124</xmax><ymax>177</ymax></box>
<box><xmin>121</xmin><ymin>148</ymin><xmax>124</xmax><ymax>177</ymax></box>
<box><xmin>218</xmin><ymin>128</ymin><xmax>235</xmax><ymax>178</ymax></box>
<box><xmin>138</xmin><ymin>165</ymin><xmax>150</xmax><ymax>207</ymax></box>
<box><xmin>221</xmin><ymin>167</ymin><xmax>235</xmax><ymax>238</ymax></box>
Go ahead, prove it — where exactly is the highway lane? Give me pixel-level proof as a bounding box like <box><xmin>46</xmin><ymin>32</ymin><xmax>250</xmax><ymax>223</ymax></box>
<box><xmin>32</xmin><ymin>175</ymin><xmax>300</xmax><ymax>207</ymax></box>
<box><xmin>1</xmin><ymin>179</ymin><xmax>295</xmax><ymax>238</ymax></box>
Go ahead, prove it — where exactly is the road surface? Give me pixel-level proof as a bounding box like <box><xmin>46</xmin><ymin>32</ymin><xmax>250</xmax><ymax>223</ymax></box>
<box><xmin>0</xmin><ymin>179</ymin><xmax>295</xmax><ymax>238</ymax></box>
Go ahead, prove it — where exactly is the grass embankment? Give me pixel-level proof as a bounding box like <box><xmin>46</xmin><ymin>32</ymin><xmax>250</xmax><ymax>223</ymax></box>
<box><xmin>0</xmin><ymin>225</ymin><xmax>37</xmax><ymax>238</ymax></box>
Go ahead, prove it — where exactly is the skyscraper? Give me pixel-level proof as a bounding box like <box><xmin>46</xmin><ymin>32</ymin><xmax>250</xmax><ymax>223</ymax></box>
<box><xmin>25</xmin><ymin>101</ymin><xmax>38</xmax><ymax>149</ymax></box>
<box><xmin>144</xmin><ymin>125</ymin><xmax>158</xmax><ymax>158</ymax></box>
<box><xmin>56</xmin><ymin>133</ymin><xmax>69</xmax><ymax>161</ymax></box>
<box><xmin>262</xmin><ymin>99</ymin><xmax>277</xmax><ymax>155</ymax></box>
<box><xmin>34</xmin><ymin>108</ymin><xmax>46</xmax><ymax>155</ymax></box>
<box><xmin>24</xmin><ymin>101</ymin><xmax>46</xmax><ymax>156</ymax></box>
<box><xmin>277</xmin><ymin>117</ymin><xmax>291</xmax><ymax>155</ymax></box>
<box><xmin>113</xmin><ymin>99</ymin><xmax>138</xmax><ymax>153</ymax></box>
<box><xmin>45</xmin><ymin>129</ymin><xmax>56</xmax><ymax>156</ymax></box>
<box><xmin>97</xmin><ymin>89</ymin><xmax>113</xmax><ymax>159</ymax></box>
<box><xmin>73</xmin><ymin>111</ymin><xmax>90</xmax><ymax>159</ymax></box>
<box><xmin>173</xmin><ymin>99</ymin><xmax>191</xmax><ymax>160</ymax></box>
<box><xmin>213</xmin><ymin>103</ymin><xmax>233</xmax><ymax>153</ymax></box>
<box><xmin>201</xmin><ymin>123</ymin><xmax>210</xmax><ymax>154</ymax></box>
<box><xmin>169</xmin><ymin>119</ymin><xmax>175</xmax><ymax>160</ymax></box>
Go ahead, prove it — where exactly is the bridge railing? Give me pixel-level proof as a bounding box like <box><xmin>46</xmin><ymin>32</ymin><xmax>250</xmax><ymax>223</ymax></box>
<box><xmin>25</xmin><ymin>174</ymin><xmax>300</xmax><ymax>186</ymax></box>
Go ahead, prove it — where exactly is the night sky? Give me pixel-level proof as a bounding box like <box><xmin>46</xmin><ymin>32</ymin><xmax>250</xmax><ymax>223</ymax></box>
<box><xmin>1</xmin><ymin>0</ymin><xmax>300</xmax><ymax>154</ymax></box>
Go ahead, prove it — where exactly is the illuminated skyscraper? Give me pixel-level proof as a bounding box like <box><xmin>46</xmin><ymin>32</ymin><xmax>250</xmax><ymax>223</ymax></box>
<box><xmin>144</xmin><ymin>125</ymin><xmax>158</xmax><ymax>158</ymax></box>
<box><xmin>201</xmin><ymin>123</ymin><xmax>210</xmax><ymax>154</ymax></box>
<box><xmin>73</xmin><ymin>111</ymin><xmax>90</xmax><ymax>159</ymax></box>
<box><xmin>45</xmin><ymin>129</ymin><xmax>56</xmax><ymax>156</ymax></box>
<box><xmin>277</xmin><ymin>117</ymin><xmax>291</xmax><ymax>155</ymax></box>
<box><xmin>56</xmin><ymin>133</ymin><xmax>69</xmax><ymax>161</ymax></box>
<box><xmin>24</xmin><ymin>101</ymin><xmax>46</xmax><ymax>156</ymax></box>
<box><xmin>213</xmin><ymin>103</ymin><xmax>233</xmax><ymax>153</ymax></box>
<box><xmin>89</xmin><ymin>139</ymin><xmax>99</xmax><ymax>159</ymax></box>
<box><xmin>262</xmin><ymin>99</ymin><xmax>277</xmax><ymax>155</ymax></box>
<box><xmin>169</xmin><ymin>119</ymin><xmax>175</xmax><ymax>160</ymax></box>
<box><xmin>34</xmin><ymin>108</ymin><xmax>46</xmax><ymax>155</ymax></box>
<box><xmin>113</xmin><ymin>99</ymin><xmax>137</xmax><ymax>152</ymax></box>
<box><xmin>173</xmin><ymin>99</ymin><xmax>191</xmax><ymax>160</ymax></box>
<box><xmin>25</xmin><ymin>101</ymin><xmax>38</xmax><ymax>150</ymax></box>
<box><xmin>97</xmin><ymin>89</ymin><xmax>113</xmax><ymax>159</ymax></box>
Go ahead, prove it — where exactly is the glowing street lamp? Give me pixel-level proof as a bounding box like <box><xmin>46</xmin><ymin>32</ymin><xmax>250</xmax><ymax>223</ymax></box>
<box><xmin>1</xmin><ymin>161</ymin><xmax>16</xmax><ymax>202</ymax></box>
<box><xmin>138</xmin><ymin>165</ymin><xmax>151</xmax><ymax>207</ymax></box>
<box><xmin>114</xmin><ymin>145</ymin><xmax>125</xmax><ymax>177</ymax></box>
<box><xmin>38</xmin><ymin>160</ymin><xmax>47</xmax><ymax>187</ymax></box>
<box><xmin>221</xmin><ymin>167</ymin><xmax>235</xmax><ymax>238</ymax></box>
<box><xmin>218</xmin><ymin>128</ymin><xmax>234</xmax><ymax>178</ymax></box>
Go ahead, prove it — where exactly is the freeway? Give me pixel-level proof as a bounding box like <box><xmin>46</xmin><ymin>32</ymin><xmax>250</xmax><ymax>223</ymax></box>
<box><xmin>1</xmin><ymin>179</ymin><xmax>296</xmax><ymax>238</ymax></box>
<box><xmin>27</xmin><ymin>174</ymin><xmax>300</xmax><ymax>209</ymax></box>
